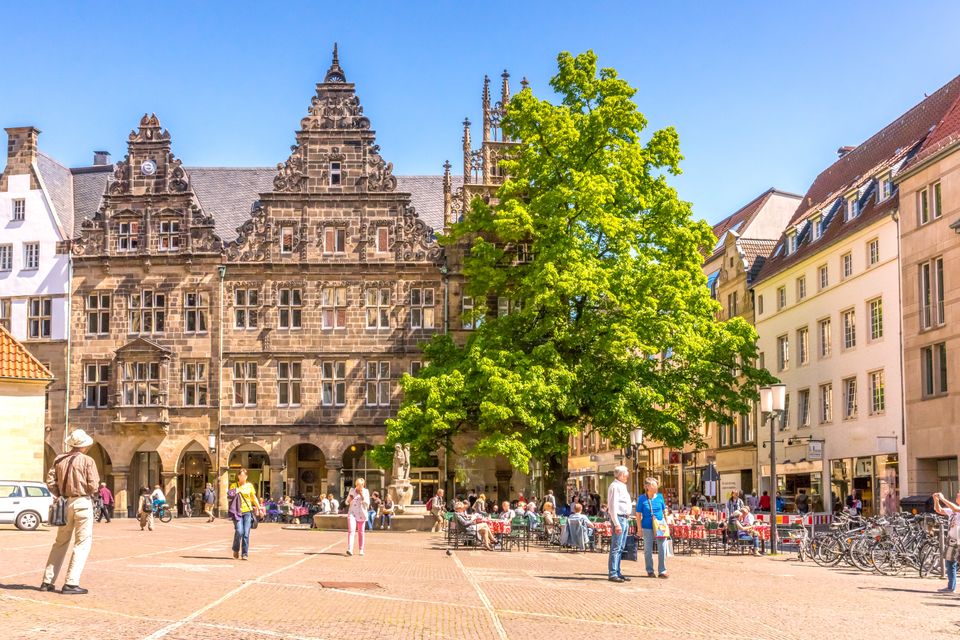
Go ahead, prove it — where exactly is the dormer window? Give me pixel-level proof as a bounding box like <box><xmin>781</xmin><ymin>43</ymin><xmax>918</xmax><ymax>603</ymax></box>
<box><xmin>811</xmin><ymin>215</ymin><xmax>822</xmax><ymax>241</ymax></box>
<box><xmin>786</xmin><ymin>231</ymin><xmax>798</xmax><ymax>255</ymax></box>
<box><xmin>878</xmin><ymin>174</ymin><xmax>893</xmax><ymax>202</ymax></box>
<box><xmin>329</xmin><ymin>162</ymin><xmax>342</xmax><ymax>186</ymax></box>
<box><xmin>844</xmin><ymin>194</ymin><xmax>860</xmax><ymax>222</ymax></box>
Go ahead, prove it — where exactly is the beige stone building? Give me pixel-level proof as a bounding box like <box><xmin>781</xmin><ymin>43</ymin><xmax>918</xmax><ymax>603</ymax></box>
<box><xmin>895</xmin><ymin>94</ymin><xmax>960</xmax><ymax>495</ymax></box>
<box><xmin>0</xmin><ymin>324</ymin><xmax>53</xmax><ymax>480</ymax></box>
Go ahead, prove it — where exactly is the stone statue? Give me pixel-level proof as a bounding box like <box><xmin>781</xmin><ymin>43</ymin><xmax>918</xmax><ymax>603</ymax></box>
<box><xmin>393</xmin><ymin>443</ymin><xmax>410</xmax><ymax>482</ymax></box>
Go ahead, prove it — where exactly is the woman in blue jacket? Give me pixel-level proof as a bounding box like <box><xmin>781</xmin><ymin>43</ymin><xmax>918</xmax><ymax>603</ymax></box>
<box><xmin>635</xmin><ymin>477</ymin><xmax>668</xmax><ymax>578</ymax></box>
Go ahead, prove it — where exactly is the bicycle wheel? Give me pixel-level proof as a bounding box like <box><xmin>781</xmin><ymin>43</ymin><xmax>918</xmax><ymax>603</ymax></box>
<box><xmin>919</xmin><ymin>541</ymin><xmax>944</xmax><ymax>579</ymax></box>
<box><xmin>158</xmin><ymin>506</ymin><xmax>172</xmax><ymax>523</ymax></box>
<box><xmin>849</xmin><ymin>537</ymin><xmax>877</xmax><ymax>572</ymax></box>
<box><xmin>871</xmin><ymin>541</ymin><xmax>904</xmax><ymax>576</ymax></box>
<box><xmin>814</xmin><ymin>535</ymin><xmax>843</xmax><ymax>567</ymax></box>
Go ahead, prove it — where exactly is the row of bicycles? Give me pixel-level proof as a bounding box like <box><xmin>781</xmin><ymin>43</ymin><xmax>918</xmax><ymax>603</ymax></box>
<box><xmin>794</xmin><ymin>511</ymin><xmax>947</xmax><ymax>577</ymax></box>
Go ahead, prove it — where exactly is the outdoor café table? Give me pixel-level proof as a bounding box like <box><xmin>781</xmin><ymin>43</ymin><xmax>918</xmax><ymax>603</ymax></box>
<box><xmin>485</xmin><ymin>519</ymin><xmax>512</xmax><ymax>549</ymax></box>
<box><xmin>756</xmin><ymin>524</ymin><xmax>771</xmax><ymax>554</ymax></box>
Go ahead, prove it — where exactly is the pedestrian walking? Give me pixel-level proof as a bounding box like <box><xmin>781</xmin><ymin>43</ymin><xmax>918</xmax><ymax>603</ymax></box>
<box><xmin>203</xmin><ymin>482</ymin><xmax>216</xmax><ymax>522</ymax></box>
<box><xmin>96</xmin><ymin>482</ymin><xmax>113</xmax><ymax>523</ymax></box>
<box><xmin>933</xmin><ymin>491</ymin><xmax>960</xmax><ymax>593</ymax></box>
<box><xmin>41</xmin><ymin>429</ymin><xmax>99</xmax><ymax>594</ymax></box>
<box><xmin>228</xmin><ymin>468</ymin><xmax>263</xmax><ymax>560</ymax></box>
<box><xmin>138</xmin><ymin>486</ymin><xmax>155</xmax><ymax>531</ymax></box>
<box><xmin>606</xmin><ymin>465</ymin><xmax>633</xmax><ymax>583</ymax></box>
<box><xmin>180</xmin><ymin>489</ymin><xmax>193</xmax><ymax>518</ymax></box>
<box><xmin>636</xmin><ymin>477</ymin><xmax>668</xmax><ymax>578</ymax></box>
<box><xmin>346</xmin><ymin>477</ymin><xmax>370</xmax><ymax>556</ymax></box>
<box><xmin>430</xmin><ymin>488</ymin><xmax>446</xmax><ymax>533</ymax></box>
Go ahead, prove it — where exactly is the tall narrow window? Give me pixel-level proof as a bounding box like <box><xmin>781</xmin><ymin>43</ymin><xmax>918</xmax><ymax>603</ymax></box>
<box><xmin>818</xmin><ymin>318</ymin><xmax>832</xmax><ymax>358</ymax></box>
<box><xmin>129</xmin><ymin>291</ymin><xmax>166</xmax><ymax>334</ymax></box>
<box><xmin>365</xmin><ymin>288</ymin><xmax>390</xmax><ymax>329</ymax></box>
<box><xmin>117</xmin><ymin>222</ymin><xmax>139</xmax><ymax>252</ymax></box>
<box><xmin>932</xmin><ymin>182</ymin><xmax>942</xmax><ymax>220</ymax></box>
<box><xmin>841</xmin><ymin>252</ymin><xmax>853</xmax><ymax>279</ymax></box>
<box><xmin>878</xmin><ymin>174</ymin><xmax>893</xmax><ymax>201</ymax></box>
<box><xmin>727</xmin><ymin>292</ymin><xmax>738</xmax><ymax>318</ymax></box>
<box><xmin>233</xmin><ymin>362</ymin><xmax>258</xmax><ymax>406</ymax></box>
<box><xmin>321</xmin><ymin>286</ymin><xmax>347</xmax><ymax>329</ymax></box>
<box><xmin>777</xmin><ymin>286</ymin><xmax>786</xmax><ymax>310</ymax></box>
<box><xmin>410</xmin><ymin>287</ymin><xmax>436</xmax><ymax>329</ymax></box>
<box><xmin>28</xmin><ymin>297</ymin><xmax>52</xmax><ymax>338</ymax></box>
<box><xmin>922</xmin><ymin>343</ymin><xmax>949</xmax><ymax>398</ymax></box>
<box><xmin>811</xmin><ymin>216</ymin><xmax>822</xmax><ymax>241</ymax></box>
<box><xmin>278</xmin><ymin>288</ymin><xmax>302</xmax><ymax>329</ymax></box>
<box><xmin>919</xmin><ymin>188</ymin><xmax>930</xmax><ymax>225</ymax></box>
<box><xmin>869</xmin><ymin>298</ymin><xmax>883</xmax><ymax>341</ymax></box>
<box><xmin>462</xmin><ymin>296</ymin><xmax>480</xmax><ymax>330</ymax></box>
<box><xmin>121</xmin><ymin>362</ymin><xmax>161</xmax><ymax>406</ymax></box>
<box><xmin>869</xmin><ymin>370</ymin><xmax>885</xmax><ymax>414</ymax></box>
<box><xmin>842</xmin><ymin>309</ymin><xmax>856</xmax><ymax>349</ymax></box>
<box><xmin>0</xmin><ymin>298</ymin><xmax>10</xmax><ymax>330</ymax></box>
<box><xmin>365</xmin><ymin>361</ymin><xmax>391</xmax><ymax>407</ymax></box>
<box><xmin>376</xmin><ymin>226</ymin><xmax>389</xmax><ymax>253</ymax></box>
<box><xmin>277</xmin><ymin>361</ymin><xmax>302</xmax><ymax>407</ymax></box>
<box><xmin>329</xmin><ymin>162</ymin><xmax>342</xmax><ymax>186</ymax></box>
<box><xmin>797</xmin><ymin>327</ymin><xmax>809</xmax><ymax>365</ymax></box>
<box><xmin>757</xmin><ymin>295</ymin><xmax>764</xmax><ymax>315</ymax></box>
<box><xmin>843</xmin><ymin>377</ymin><xmax>857</xmax><ymax>419</ymax></box>
<box><xmin>24</xmin><ymin>243</ymin><xmax>39</xmax><ymax>269</ymax></box>
<box><xmin>845</xmin><ymin>195</ymin><xmax>859</xmax><ymax>221</ymax></box>
<box><xmin>798</xmin><ymin>389</ymin><xmax>810</xmax><ymax>427</ymax></box>
<box><xmin>796</xmin><ymin>276</ymin><xmax>806</xmax><ymax>301</ymax></box>
<box><xmin>819</xmin><ymin>383</ymin><xmax>833</xmax><ymax>423</ymax></box>
<box><xmin>783</xmin><ymin>393</ymin><xmax>790</xmax><ymax>428</ymax></box>
<box><xmin>867</xmin><ymin>239</ymin><xmax>880</xmax><ymax>266</ymax></box>
<box><xmin>323</xmin><ymin>227</ymin><xmax>346</xmax><ymax>253</ymax></box>
<box><xmin>777</xmin><ymin>334</ymin><xmax>789</xmax><ymax>371</ymax></box>
<box><xmin>818</xmin><ymin>264</ymin><xmax>829</xmax><ymax>290</ymax></box>
<box><xmin>184</xmin><ymin>292</ymin><xmax>208</xmax><ymax>333</ymax></box>
<box><xmin>86</xmin><ymin>293</ymin><xmax>111</xmax><ymax>335</ymax></box>
<box><xmin>321</xmin><ymin>361</ymin><xmax>346</xmax><ymax>407</ymax></box>
<box><xmin>12</xmin><ymin>199</ymin><xmax>25</xmax><ymax>221</ymax></box>
<box><xmin>182</xmin><ymin>362</ymin><xmax>208</xmax><ymax>406</ymax></box>
<box><xmin>234</xmin><ymin>288</ymin><xmax>259</xmax><ymax>329</ymax></box>
<box><xmin>280</xmin><ymin>225</ymin><xmax>295</xmax><ymax>254</ymax></box>
<box><xmin>84</xmin><ymin>364</ymin><xmax>110</xmax><ymax>408</ymax></box>
<box><xmin>0</xmin><ymin>244</ymin><xmax>11</xmax><ymax>271</ymax></box>
<box><xmin>919</xmin><ymin>257</ymin><xmax>945</xmax><ymax>329</ymax></box>
<box><xmin>158</xmin><ymin>220</ymin><xmax>180</xmax><ymax>251</ymax></box>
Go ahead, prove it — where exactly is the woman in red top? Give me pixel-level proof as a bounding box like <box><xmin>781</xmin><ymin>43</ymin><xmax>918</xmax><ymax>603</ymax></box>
<box><xmin>759</xmin><ymin>491</ymin><xmax>771</xmax><ymax>512</ymax></box>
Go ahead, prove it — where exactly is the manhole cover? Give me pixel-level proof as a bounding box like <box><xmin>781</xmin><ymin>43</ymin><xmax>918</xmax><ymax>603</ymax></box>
<box><xmin>318</xmin><ymin>582</ymin><xmax>381</xmax><ymax>590</ymax></box>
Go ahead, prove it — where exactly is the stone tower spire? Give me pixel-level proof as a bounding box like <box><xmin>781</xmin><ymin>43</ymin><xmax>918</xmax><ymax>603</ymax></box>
<box><xmin>324</xmin><ymin>42</ymin><xmax>346</xmax><ymax>83</ymax></box>
<box><xmin>500</xmin><ymin>70</ymin><xmax>510</xmax><ymax>106</ymax></box>
<box><xmin>482</xmin><ymin>75</ymin><xmax>491</xmax><ymax>144</ymax></box>
<box><xmin>462</xmin><ymin>118</ymin><xmax>472</xmax><ymax>184</ymax></box>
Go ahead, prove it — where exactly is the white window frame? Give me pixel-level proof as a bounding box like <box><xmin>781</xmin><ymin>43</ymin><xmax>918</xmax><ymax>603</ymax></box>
<box><xmin>233</xmin><ymin>361</ymin><xmax>258</xmax><ymax>407</ymax></box>
<box><xmin>0</xmin><ymin>244</ymin><xmax>11</xmax><ymax>271</ymax></box>
<box><xmin>280</xmin><ymin>225</ymin><xmax>295</xmax><ymax>255</ymax></box>
<box><xmin>84</xmin><ymin>363</ymin><xmax>110</xmax><ymax>408</ymax></box>
<box><xmin>797</xmin><ymin>327</ymin><xmax>809</xmax><ymax>366</ymax></box>
<box><xmin>365</xmin><ymin>361</ymin><xmax>391</xmax><ymax>407</ymax></box>
<box><xmin>841</xmin><ymin>252</ymin><xmax>853</xmax><ymax>279</ymax></box>
<box><xmin>842</xmin><ymin>308</ymin><xmax>856</xmax><ymax>350</ymax></box>
<box><xmin>818</xmin><ymin>317</ymin><xmax>832</xmax><ymax>358</ymax></box>
<box><xmin>323</xmin><ymin>227</ymin><xmax>346</xmax><ymax>253</ymax></box>
<box><xmin>184</xmin><ymin>291</ymin><xmax>209</xmax><ymax>334</ymax></box>
<box><xmin>278</xmin><ymin>288</ymin><xmax>303</xmax><ymax>330</ymax></box>
<box><xmin>321</xmin><ymin>361</ymin><xmax>346</xmax><ymax>407</ymax></box>
<box><xmin>818</xmin><ymin>264</ymin><xmax>829</xmax><ymax>290</ymax></box>
<box><xmin>921</xmin><ymin>343</ymin><xmax>948</xmax><ymax>399</ymax></box>
<box><xmin>121</xmin><ymin>361</ymin><xmax>162</xmax><ymax>407</ymax></box>
<box><xmin>157</xmin><ymin>220</ymin><xmax>180</xmax><ymax>252</ymax></box>
<box><xmin>86</xmin><ymin>293</ymin><xmax>111</xmax><ymax>335</ymax></box>
<box><xmin>819</xmin><ymin>383</ymin><xmax>833</xmax><ymax>423</ymax></box>
<box><xmin>867</xmin><ymin>238</ymin><xmax>879</xmax><ymax>266</ymax></box>
<box><xmin>182</xmin><ymin>361</ymin><xmax>208</xmax><ymax>407</ymax></box>
<box><xmin>234</xmin><ymin>288</ymin><xmax>259</xmax><ymax>329</ymax></box>
<box><xmin>868</xmin><ymin>298</ymin><xmax>883</xmax><ymax>341</ymax></box>
<box><xmin>798</xmin><ymin>388</ymin><xmax>810</xmax><ymax>427</ymax></box>
<box><xmin>777</xmin><ymin>286</ymin><xmax>786</xmax><ymax>311</ymax></box>
<box><xmin>277</xmin><ymin>361</ymin><xmax>302</xmax><ymax>407</ymax></box>
<box><xmin>28</xmin><ymin>297</ymin><xmax>52</xmax><ymax>338</ymax></box>
<box><xmin>117</xmin><ymin>221</ymin><xmax>139</xmax><ymax>252</ymax></box>
<box><xmin>843</xmin><ymin>377</ymin><xmax>857</xmax><ymax>420</ymax></box>
<box><xmin>410</xmin><ymin>287</ymin><xmax>436</xmax><ymax>329</ymax></box>
<box><xmin>329</xmin><ymin>162</ymin><xmax>342</xmax><ymax>186</ymax></box>
<box><xmin>868</xmin><ymin>369</ymin><xmax>885</xmax><ymax>415</ymax></box>
<box><xmin>12</xmin><ymin>198</ymin><xmax>25</xmax><ymax>221</ymax></box>
<box><xmin>365</xmin><ymin>288</ymin><xmax>390</xmax><ymax>329</ymax></box>
<box><xmin>919</xmin><ymin>256</ymin><xmax>945</xmax><ymax>330</ymax></box>
<box><xmin>777</xmin><ymin>334</ymin><xmax>789</xmax><ymax>372</ymax></box>
<box><xmin>796</xmin><ymin>276</ymin><xmax>806</xmax><ymax>301</ymax></box>
<box><xmin>24</xmin><ymin>242</ymin><xmax>39</xmax><ymax>270</ymax></box>
<box><xmin>129</xmin><ymin>290</ymin><xmax>166</xmax><ymax>335</ymax></box>
<box><xmin>321</xmin><ymin>286</ymin><xmax>347</xmax><ymax>329</ymax></box>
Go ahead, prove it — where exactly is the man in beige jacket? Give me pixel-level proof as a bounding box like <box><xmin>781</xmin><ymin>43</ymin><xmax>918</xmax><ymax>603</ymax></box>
<box><xmin>41</xmin><ymin>429</ymin><xmax>100</xmax><ymax>594</ymax></box>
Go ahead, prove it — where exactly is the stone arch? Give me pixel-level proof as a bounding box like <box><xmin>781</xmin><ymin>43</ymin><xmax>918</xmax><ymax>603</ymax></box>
<box><xmin>228</xmin><ymin>442</ymin><xmax>272</xmax><ymax>497</ymax></box>
<box><xmin>87</xmin><ymin>443</ymin><xmax>113</xmax><ymax>491</ymax></box>
<box><xmin>283</xmin><ymin>443</ymin><xmax>326</xmax><ymax>500</ymax></box>
<box><xmin>177</xmin><ymin>440</ymin><xmax>213</xmax><ymax>517</ymax></box>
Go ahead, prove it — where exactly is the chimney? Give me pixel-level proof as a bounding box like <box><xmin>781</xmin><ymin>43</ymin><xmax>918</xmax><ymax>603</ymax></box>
<box><xmin>837</xmin><ymin>145</ymin><xmax>856</xmax><ymax>158</ymax></box>
<box><xmin>93</xmin><ymin>150</ymin><xmax>111</xmax><ymax>166</ymax></box>
<box><xmin>2</xmin><ymin>126</ymin><xmax>41</xmax><ymax>190</ymax></box>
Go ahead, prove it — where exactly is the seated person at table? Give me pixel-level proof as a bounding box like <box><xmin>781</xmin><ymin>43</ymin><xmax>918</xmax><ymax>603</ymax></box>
<box><xmin>523</xmin><ymin>503</ymin><xmax>541</xmax><ymax>529</ymax></box>
<box><xmin>454</xmin><ymin>501</ymin><xmax>495</xmax><ymax>550</ymax></box>
<box><xmin>689</xmin><ymin>506</ymin><xmax>704</xmax><ymax>523</ymax></box>
<box><xmin>500</xmin><ymin>501</ymin><xmax>515</xmax><ymax>520</ymax></box>
<box><xmin>542</xmin><ymin>502</ymin><xmax>557</xmax><ymax>535</ymax></box>
<box><xmin>734</xmin><ymin>507</ymin><xmax>761</xmax><ymax>555</ymax></box>
<box><xmin>474</xmin><ymin>493</ymin><xmax>488</xmax><ymax>517</ymax></box>
<box><xmin>567</xmin><ymin>503</ymin><xmax>596</xmax><ymax>549</ymax></box>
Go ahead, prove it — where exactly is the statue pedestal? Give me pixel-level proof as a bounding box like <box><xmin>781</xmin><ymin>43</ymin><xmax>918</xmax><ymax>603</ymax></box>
<box><xmin>387</xmin><ymin>481</ymin><xmax>414</xmax><ymax>509</ymax></box>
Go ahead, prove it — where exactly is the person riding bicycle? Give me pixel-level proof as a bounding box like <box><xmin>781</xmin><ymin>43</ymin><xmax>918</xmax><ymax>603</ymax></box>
<box><xmin>150</xmin><ymin>484</ymin><xmax>166</xmax><ymax>511</ymax></box>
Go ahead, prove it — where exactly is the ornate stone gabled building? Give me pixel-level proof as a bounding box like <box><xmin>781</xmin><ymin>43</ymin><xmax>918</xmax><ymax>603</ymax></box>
<box><xmin>65</xmin><ymin>49</ymin><xmax>458</xmax><ymax>515</ymax></box>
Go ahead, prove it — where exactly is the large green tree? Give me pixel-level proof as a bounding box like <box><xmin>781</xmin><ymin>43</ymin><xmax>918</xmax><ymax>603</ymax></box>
<box><xmin>380</xmin><ymin>51</ymin><xmax>771</xmax><ymax>493</ymax></box>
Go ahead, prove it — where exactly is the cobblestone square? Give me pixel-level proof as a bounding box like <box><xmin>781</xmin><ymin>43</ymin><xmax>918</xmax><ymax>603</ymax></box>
<box><xmin>1</xmin><ymin>521</ymin><xmax>958</xmax><ymax>639</ymax></box>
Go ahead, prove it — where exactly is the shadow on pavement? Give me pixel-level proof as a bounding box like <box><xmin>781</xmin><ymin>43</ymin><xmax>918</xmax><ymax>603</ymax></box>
<box><xmin>179</xmin><ymin>555</ymin><xmax>234</xmax><ymax>560</ymax></box>
<box><xmin>859</xmin><ymin>586</ymin><xmax>942</xmax><ymax>595</ymax></box>
<box><xmin>0</xmin><ymin>584</ymin><xmax>43</xmax><ymax>591</ymax></box>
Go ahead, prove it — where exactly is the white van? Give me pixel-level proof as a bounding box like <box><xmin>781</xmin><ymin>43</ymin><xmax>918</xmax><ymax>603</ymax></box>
<box><xmin>0</xmin><ymin>480</ymin><xmax>52</xmax><ymax>530</ymax></box>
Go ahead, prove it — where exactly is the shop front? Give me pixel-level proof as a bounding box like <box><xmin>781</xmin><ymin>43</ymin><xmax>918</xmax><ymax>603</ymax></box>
<box><xmin>830</xmin><ymin>454</ymin><xmax>899</xmax><ymax>516</ymax></box>
<box><xmin>761</xmin><ymin>460</ymin><xmax>824</xmax><ymax>513</ymax></box>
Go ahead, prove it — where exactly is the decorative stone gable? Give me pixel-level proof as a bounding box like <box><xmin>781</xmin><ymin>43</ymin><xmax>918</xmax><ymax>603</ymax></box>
<box><xmin>72</xmin><ymin>114</ymin><xmax>221</xmax><ymax>258</ymax></box>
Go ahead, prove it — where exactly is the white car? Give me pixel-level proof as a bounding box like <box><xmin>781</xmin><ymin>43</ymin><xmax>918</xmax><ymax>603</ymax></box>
<box><xmin>0</xmin><ymin>480</ymin><xmax>52</xmax><ymax>530</ymax></box>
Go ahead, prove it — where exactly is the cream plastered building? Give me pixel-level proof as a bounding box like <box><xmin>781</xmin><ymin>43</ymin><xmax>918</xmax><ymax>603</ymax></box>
<box><xmin>0</xmin><ymin>325</ymin><xmax>53</xmax><ymax>481</ymax></box>
<box><xmin>753</xmin><ymin>75</ymin><xmax>960</xmax><ymax>514</ymax></box>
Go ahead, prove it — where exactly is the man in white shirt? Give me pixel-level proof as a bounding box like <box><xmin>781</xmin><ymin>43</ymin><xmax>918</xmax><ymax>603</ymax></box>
<box><xmin>320</xmin><ymin>495</ymin><xmax>331</xmax><ymax>514</ymax></box>
<box><xmin>606</xmin><ymin>465</ymin><xmax>633</xmax><ymax>583</ymax></box>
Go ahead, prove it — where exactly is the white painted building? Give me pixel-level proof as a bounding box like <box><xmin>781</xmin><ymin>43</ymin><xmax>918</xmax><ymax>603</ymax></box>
<box><xmin>752</xmin><ymin>78</ymin><xmax>960</xmax><ymax>515</ymax></box>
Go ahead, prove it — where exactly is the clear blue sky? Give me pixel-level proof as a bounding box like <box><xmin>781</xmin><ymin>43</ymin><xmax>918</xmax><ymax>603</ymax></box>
<box><xmin>4</xmin><ymin>1</ymin><xmax>960</xmax><ymax>225</ymax></box>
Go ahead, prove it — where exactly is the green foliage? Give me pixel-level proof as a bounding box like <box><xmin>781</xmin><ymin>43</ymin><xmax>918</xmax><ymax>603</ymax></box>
<box><xmin>380</xmin><ymin>50</ymin><xmax>773</xmax><ymax>473</ymax></box>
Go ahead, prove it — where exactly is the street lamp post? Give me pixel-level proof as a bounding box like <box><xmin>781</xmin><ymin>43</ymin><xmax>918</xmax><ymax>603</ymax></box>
<box><xmin>629</xmin><ymin>428</ymin><xmax>644</xmax><ymax>497</ymax></box>
<box><xmin>760</xmin><ymin>383</ymin><xmax>786</xmax><ymax>554</ymax></box>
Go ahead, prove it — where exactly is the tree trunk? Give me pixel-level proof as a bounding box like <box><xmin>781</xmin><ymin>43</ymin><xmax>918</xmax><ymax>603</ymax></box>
<box><xmin>542</xmin><ymin>452</ymin><xmax>569</xmax><ymax>508</ymax></box>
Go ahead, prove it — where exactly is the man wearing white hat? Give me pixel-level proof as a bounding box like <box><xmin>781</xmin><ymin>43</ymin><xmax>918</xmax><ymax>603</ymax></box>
<box><xmin>41</xmin><ymin>429</ymin><xmax>100</xmax><ymax>594</ymax></box>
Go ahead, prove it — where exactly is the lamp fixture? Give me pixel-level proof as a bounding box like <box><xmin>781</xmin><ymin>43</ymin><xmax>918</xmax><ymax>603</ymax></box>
<box><xmin>208</xmin><ymin>433</ymin><xmax>217</xmax><ymax>452</ymax></box>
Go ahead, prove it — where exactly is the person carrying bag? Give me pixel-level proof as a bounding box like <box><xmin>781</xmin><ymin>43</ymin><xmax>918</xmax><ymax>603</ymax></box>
<box><xmin>635</xmin><ymin>477</ymin><xmax>669</xmax><ymax>578</ymax></box>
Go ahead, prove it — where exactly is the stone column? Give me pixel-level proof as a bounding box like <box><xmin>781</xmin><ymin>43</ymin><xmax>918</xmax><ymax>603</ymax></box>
<box><xmin>326</xmin><ymin>461</ymin><xmax>343</xmax><ymax>499</ymax></box>
<box><xmin>161</xmin><ymin>471</ymin><xmax>177</xmax><ymax>514</ymax></box>
<box><xmin>218</xmin><ymin>467</ymin><xmax>230</xmax><ymax>515</ymax></box>
<box><xmin>270</xmin><ymin>467</ymin><xmax>285</xmax><ymax>500</ymax></box>
<box><xmin>111</xmin><ymin>468</ymin><xmax>129</xmax><ymax>518</ymax></box>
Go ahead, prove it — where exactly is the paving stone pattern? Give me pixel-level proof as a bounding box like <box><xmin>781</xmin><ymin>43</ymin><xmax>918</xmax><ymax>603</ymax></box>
<box><xmin>0</xmin><ymin>521</ymin><xmax>958</xmax><ymax>639</ymax></box>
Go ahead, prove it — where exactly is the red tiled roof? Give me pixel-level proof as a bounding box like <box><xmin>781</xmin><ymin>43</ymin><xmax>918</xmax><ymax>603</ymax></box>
<box><xmin>903</xmin><ymin>87</ymin><xmax>960</xmax><ymax>170</ymax></box>
<box><xmin>705</xmin><ymin>188</ymin><xmax>800</xmax><ymax>260</ymax></box>
<box><xmin>0</xmin><ymin>325</ymin><xmax>54</xmax><ymax>382</ymax></box>
<box><xmin>754</xmin><ymin>74</ymin><xmax>960</xmax><ymax>284</ymax></box>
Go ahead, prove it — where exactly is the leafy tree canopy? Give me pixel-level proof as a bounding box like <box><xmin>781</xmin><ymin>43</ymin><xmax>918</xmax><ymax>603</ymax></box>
<box><xmin>377</xmin><ymin>51</ymin><xmax>772</xmax><ymax>475</ymax></box>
